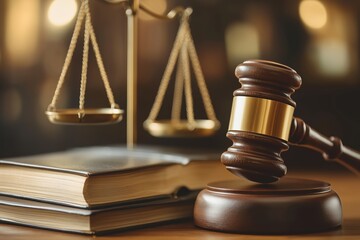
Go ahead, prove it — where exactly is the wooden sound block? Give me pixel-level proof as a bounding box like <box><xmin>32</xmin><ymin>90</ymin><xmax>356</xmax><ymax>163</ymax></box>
<box><xmin>194</xmin><ymin>178</ymin><xmax>342</xmax><ymax>234</ymax></box>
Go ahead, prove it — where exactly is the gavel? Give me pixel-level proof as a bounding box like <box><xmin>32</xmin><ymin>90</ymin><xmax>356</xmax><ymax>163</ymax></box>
<box><xmin>221</xmin><ymin>60</ymin><xmax>360</xmax><ymax>183</ymax></box>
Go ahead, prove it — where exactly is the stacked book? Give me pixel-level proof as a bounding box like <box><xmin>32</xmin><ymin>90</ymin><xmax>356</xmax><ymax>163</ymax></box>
<box><xmin>0</xmin><ymin>146</ymin><xmax>235</xmax><ymax>234</ymax></box>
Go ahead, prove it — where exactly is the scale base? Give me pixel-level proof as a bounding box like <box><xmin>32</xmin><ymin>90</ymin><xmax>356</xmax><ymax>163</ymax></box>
<box><xmin>194</xmin><ymin>178</ymin><xmax>342</xmax><ymax>234</ymax></box>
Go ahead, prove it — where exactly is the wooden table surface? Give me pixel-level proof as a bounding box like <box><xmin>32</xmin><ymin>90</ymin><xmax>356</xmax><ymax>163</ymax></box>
<box><xmin>0</xmin><ymin>171</ymin><xmax>359</xmax><ymax>240</ymax></box>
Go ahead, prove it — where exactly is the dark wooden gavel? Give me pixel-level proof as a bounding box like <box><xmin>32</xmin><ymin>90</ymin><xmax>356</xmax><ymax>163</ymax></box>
<box><xmin>221</xmin><ymin>60</ymin><xmax>360</xmax><ymax>183</ymax></box>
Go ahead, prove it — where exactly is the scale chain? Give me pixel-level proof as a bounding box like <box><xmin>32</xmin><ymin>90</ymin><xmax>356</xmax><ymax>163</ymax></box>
<box><xmin>79</xmin><ymin>0</ymin><xmax>91</xmax><ymax>113</ymax></box>
<box><xmin>171</xmin><ymin>56</ymin><xmax>184</xmax><ymax>121</ymax></box>
<box><xmin>181</xmin><ymin>37</ymin><xmax>196</xmax><ymax>126</ymax></box>
<box><xmin>49</xmin><ymin>1</ymin><xmax>86</xmax><ymax>109</ymax></box>
<box><xmin>186</xmin><ymin>28</ymin><xmax>218</xmax><ymax>122</ymax></box>
<box><xmin>87</xmin><ymin>4</ymin><xmax>117</xmax><ymax>108</ymax></box>
<box><xmin>48</xmin><ymin>0</ymin><xmax>118</xmax><ymax>114</ymax></box>
<box><xmin>146</xmin><ymin>11</ymin><xmax>218</xmax><ymax>125</ymax></box>
<box><xmin>146</xmin><ymin>16</ymin><xmax>189</xmax><ymax>121</ymax></box>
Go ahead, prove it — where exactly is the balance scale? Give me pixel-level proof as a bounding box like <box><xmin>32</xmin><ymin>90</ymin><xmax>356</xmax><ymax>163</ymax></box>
<box><xmin>43</xmin><ymin>1</ymin><xmax>348</xmax><ymax>235</ymax></box>
<box><xmin>45</xmin><ymin>0</ymin><xmax>220</xmax><ymax>143</ymax></box>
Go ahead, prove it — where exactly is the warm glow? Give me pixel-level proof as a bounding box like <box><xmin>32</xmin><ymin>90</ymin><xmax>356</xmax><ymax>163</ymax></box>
<box><xmin>5</xmin><ymin>0</ymin><xmax>40</xmax><ymax>67</ymax></box>
<box><xmin>313</xmin><ymin>39</ymin><xmax>350</xmax><ymax>77</ymax></box>
<box><xmin>48</xmin><ymin>0</ymin><xmax>78</xmax><ymax>26</ymax></box>
<box><xmin>299</xmin><ymin>0</ymin><xmax>327</xmax><ymax>29</ymax></box>
<box><xmin>225</xmin><ymin>22</ymin><xmax>260</xmax><ymax>67</ymax></box>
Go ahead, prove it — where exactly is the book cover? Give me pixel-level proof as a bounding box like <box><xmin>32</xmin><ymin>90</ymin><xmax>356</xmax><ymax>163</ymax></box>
<box><xmin>0</xmin><ymin>145</ymin><xmax>235</xmax><ymax>208</ymax></box>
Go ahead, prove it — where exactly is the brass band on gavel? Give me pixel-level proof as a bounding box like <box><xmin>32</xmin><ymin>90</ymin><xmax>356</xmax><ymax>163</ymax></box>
<box><xmin>228</xmin><ymin>96</ymin><xmax>294</xmax><ymax>141</ymax></box>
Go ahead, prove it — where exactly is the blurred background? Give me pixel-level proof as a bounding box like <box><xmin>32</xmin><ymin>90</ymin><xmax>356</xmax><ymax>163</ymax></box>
<box><xmin>0</xmin><ymin>0</ymin><xmax>359</xmax><ymax>172</ymax></box>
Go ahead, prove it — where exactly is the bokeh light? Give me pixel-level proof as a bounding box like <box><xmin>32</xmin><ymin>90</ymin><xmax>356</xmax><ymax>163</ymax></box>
<box><xmin>48</xmin><ymin>0</ymin><xmax>78</xmax><ymax>27</ymax></box>
<box><xmin>299</xmin><ymin>0</ymin><xmax>327</xmax><ymax>29</ymax></box>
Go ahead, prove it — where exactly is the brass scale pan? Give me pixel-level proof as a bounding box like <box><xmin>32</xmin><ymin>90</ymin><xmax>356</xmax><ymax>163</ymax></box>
<box><xmin>46</xmin><ymin>109</ymin><xmax>218</xmax><ymax>137</ymax></box>
<box><xmin>45</xmin><ymin>107</ymin><xmax>219</xmax><ymax>138</ymax></box>
<box><xmin>144</xmin><ymin>119</ymin><xmax>220</xmax><ymax>138</ymax></box>
<box><xmin>45</xmin><ymin>1</ymin><xmax>123</xmax><ymax>126</ymax></box>
<box><xmin>46</xmin><ymin>108</ymin><xmax>124</xmax><ymax>125</ymax></box>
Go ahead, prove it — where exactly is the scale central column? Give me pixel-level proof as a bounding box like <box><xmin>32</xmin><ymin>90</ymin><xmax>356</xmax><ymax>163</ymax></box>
<box><xmin>126</xmin><ymin>0</ymin><xmax>139</xmax><ymax>149</ymax></box>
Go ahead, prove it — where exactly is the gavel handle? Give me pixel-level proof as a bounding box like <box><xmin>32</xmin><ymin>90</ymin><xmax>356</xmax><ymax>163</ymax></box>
<box><xmin>289</xmin><ymin>117</ymin><xmax>360</xmax><ymax>175</ymax></box>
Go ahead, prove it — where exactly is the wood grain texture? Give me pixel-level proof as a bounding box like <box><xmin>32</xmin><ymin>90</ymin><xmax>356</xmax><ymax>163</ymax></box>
<box><xmin>290</xmin><ymin>117</ymin><xmax>360</xmax><ymax>175</ymax></box>
<box><xmin>194</xmin><ymin>178</ymin><xmax>342</xmax><ymax>234</ymax></box>
<box><xmin>222</xmin><ymin>60</ymin><xmax>301</xmax><ymax>183</ymax></box>
<box><xmin>234</xmin><ymin>60</ymin><xmax>302</xmax><ymax>107</ymax></box>
<box><xmin>0</xmin><ymin>171</ymin><xmax>358</xmax><ymax>240</ymax></box>
<box><xmin>223</xmin><ymin>60</ymin><xmax>360</xmax><ymax>183</ymax></box>
<box><xmin>221</xmin><ymin>130</ymin><xmax>288</xmax><ymax>183</ymax></box>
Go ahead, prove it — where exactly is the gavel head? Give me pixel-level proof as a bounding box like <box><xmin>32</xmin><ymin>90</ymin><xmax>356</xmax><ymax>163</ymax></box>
<box><xmin>221</xmin><ymin>60</ymin><xmax>302</xmax><ymax>183</ymax></box>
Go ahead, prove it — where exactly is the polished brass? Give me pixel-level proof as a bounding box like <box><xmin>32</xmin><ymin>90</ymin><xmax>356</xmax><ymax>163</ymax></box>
<box><xmin>144</xmin><ymin>120</ymin><xmax>220</xmax><ymax>138</ymax></box>
<box><xmin>126</xmin><ymin>1</ymin><xmax>139</xmax><ymax>149</ymax></box>
<box><xmin>228</xmin><ymin>96</ymin><xmax>294</xmax><ymax>141</ymax></box>
<box><xmin>52</xmin><ymin>1</ymin><xmax>214</xmax><ymax>141</ymax></box>
<box><xmin>143</xmin><ymin>8</ymin><xmax>219</xmax><ymax>138</ymax></box>
<box><xmin>46</xmin><ymin>0</ymin><xmax>123</xmax><ymax>126</ymax></box>
<box><xmin>106</xmin><ymin>1</ymin><xmax>196</xmax><ymax>146</ymax></box>
<box><xmin>46</xmin><ymin>108</ymin><xmax>124</xmax><ymax>125</ymax></box>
